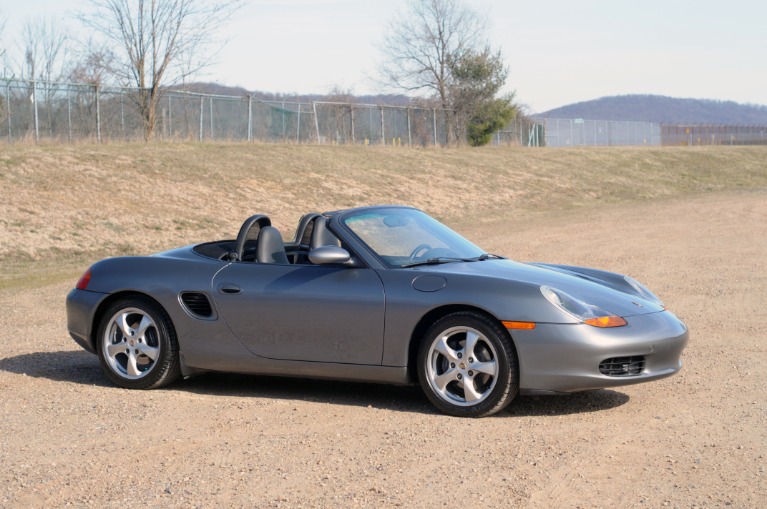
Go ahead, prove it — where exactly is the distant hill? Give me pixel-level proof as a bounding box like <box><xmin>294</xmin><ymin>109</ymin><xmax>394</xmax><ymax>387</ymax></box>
<box><xmin>171</xmin><ymin>82</ymin><xmax>413</xmax><ymax>106</ymax></box>
<box><xmin>539</xmin><ymin>95</ymin><xmax>767</xmax><ymax>125</ymax></box>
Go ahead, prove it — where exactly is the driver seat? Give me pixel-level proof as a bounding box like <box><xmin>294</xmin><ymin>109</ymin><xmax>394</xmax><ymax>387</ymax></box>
<box><xmin>256</xmin><ymin>226</ymin><xmax>290</xmax><ymax>264</ymax></box>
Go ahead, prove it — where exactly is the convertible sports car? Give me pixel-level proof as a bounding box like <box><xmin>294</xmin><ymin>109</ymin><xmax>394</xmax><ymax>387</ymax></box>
<box><xmin>66</xmin><ymin>205</ymin><xmax>688</xmax><ymax>417</ymax></box>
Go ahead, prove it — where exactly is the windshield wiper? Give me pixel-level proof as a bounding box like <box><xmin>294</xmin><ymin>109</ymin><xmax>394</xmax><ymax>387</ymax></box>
<box><xmin>474</xmin><ymin>253</ymin><xmax>505</xmax><ymax>261</ymax></box>
<box><xmin>400</xmin><ymin>257</ymin><xmax>475</xmax><ymax>268</ymax></box>
<box><xmin>401</xmin><ymin>253</ymin><xmax>505</xmax><ymax>268</ymax></box>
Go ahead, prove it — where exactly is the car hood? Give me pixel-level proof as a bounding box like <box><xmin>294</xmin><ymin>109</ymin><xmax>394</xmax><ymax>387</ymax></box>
<box><xmin>413</xmin><ymin>259</ymin><xmax>665</xmax><ymax>318</ymax></box>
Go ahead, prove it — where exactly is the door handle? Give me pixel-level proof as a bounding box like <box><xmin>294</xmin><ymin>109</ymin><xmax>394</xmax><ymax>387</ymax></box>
<box><xmin>217</xmin><ymin>283</ymin><xmax>242</xmax><ymax>295</ymax></box>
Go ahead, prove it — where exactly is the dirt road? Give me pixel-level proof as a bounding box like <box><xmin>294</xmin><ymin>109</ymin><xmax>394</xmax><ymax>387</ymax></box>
<box><xmin>1</xmin><ymin>191</ymin><xmax>765</xmax><ymax>508</ymax></box>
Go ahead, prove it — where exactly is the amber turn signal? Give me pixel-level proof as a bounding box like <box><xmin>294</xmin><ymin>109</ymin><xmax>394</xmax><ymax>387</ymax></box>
<box><xmin>584</xmin><ymin>316</ymin><xmax>627</xmax><ymax>328</ymax></box>
<box><xmin>502</xmin><ymin>321</ymin><xmax>536</xmax><ymax>330</ymax></box>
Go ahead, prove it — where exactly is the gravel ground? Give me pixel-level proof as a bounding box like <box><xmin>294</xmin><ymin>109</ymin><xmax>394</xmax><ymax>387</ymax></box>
<box><xmin>1</xmin><ymin>191</ymin><xmax>765</xmax><ymax>508</ymax></box>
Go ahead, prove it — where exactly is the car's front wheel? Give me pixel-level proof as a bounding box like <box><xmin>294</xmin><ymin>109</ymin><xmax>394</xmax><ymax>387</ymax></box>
<box><xmin>417</xmin><ymin>312</ymin><xmax>518</xmax><ymax>417</ymax></box>
<box><xmin>97</xmin><ymin>297</ymin><xmax>181</xmax><ymax>389</ymax></box>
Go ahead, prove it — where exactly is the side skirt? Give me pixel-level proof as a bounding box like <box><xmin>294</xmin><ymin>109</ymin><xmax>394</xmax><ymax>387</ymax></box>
<box><xmin>181</xmin><ymin>351</ymin><xmax>411</xmax><ymax>385</ymax></box>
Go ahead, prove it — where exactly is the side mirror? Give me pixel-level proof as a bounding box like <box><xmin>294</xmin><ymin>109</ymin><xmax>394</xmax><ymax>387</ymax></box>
<box><xmin>308</xmin><ymin>246</ymin><xmax>352</xmax><ymax>265</ymax></box>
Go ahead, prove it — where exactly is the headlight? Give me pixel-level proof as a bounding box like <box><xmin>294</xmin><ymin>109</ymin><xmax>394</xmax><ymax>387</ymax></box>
<box><xmin>541</xmin><ymin>286</ymin><xmax>627</xmax><ymax>328</ymax></box>
<box><xmin>624</xmin><ymin>276</ymin><xmax>664</xmax><ymax>306</ymax></box>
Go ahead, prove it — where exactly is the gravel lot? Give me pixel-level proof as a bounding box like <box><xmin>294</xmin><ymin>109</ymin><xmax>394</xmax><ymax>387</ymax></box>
<box><xmin>1</xmin><ymin>191</ymin><xmax>765</xmax><ymax>508</ymax></box>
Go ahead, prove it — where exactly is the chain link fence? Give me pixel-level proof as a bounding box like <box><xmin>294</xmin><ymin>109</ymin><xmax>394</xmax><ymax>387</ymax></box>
<box><xmin>660</xmin><ymin>124</ymin><xmax>767</xmax><ymax>146</ymax></box>
<box><xmin>490</xmin><ymin>116</ymin><xmax>544</xmax><ymax>147</ymax></box>
<box><xmin>529</xmin><ymin>118</ymin><xmax>767</xmax><ymax>147</ymax></box>
<box><xmin>0</xmin><ymin>78</ymin><xmax>452</xmax><ymax>145</ymax></box>
<box><xmin>532</xmin><ymin>118</ymin><xmax>662</xmax><ymax>147</ymax></box>
<box><xmin>4</xmin><ymin>78</ymin><xmax>766</xmax><ymax>147</ymax></box>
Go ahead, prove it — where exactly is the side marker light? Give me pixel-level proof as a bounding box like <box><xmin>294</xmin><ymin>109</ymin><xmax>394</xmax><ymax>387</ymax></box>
<box><xmin>502</xmin><ymin>321</ymin><xmax>536</xmax><ymax>330</ymax></box>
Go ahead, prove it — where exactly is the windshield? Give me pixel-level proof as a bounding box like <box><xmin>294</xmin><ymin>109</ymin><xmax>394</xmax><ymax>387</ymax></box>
<box><xmin>341</xmin><ymin>208</ymin><xmax>485</xmax><ymax>267</ymax></box>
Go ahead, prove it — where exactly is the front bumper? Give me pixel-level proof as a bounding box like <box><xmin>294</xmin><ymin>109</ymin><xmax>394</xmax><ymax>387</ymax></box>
<box><xmin>66</xmin><ymin>288</ymin><xmax>108</xmax><ymax>355</ymax></box>
<box><xmin>512</xmin><ymin>310</ymin><xmax>688</xmax><ymax>393</ymax></box>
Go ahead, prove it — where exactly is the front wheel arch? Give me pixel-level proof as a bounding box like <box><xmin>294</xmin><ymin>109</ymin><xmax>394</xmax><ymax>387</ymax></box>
<box><xmin>90</xmin><ymin>291</ymin><xmax>171</xmax><ymax>355</ymax></box>
<box><xmin>407</xmin><ymin>305</ymin><xmax>517</xmax><ymax>382</ymax></box>
<box><xmin>416</xmin><ymin>310</ymin><xmax>520</xmax><ymax>417</ymax></box>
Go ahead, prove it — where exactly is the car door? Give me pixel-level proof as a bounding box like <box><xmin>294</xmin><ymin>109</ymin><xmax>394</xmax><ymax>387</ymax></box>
<box><xmin>211</xmin><ymin>263</ymin><xmax>386</xmax><ymax>364</ymax></box>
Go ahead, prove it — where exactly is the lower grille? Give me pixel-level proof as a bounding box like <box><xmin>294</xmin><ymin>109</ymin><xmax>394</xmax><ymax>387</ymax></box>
<box><xmin>599</xmin><ymin>356</ymin><xmax>645</xmax><ymax>376</ymax></box>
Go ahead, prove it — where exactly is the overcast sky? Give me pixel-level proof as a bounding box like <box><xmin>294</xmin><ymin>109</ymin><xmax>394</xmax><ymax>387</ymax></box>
<box><xmin>2</xmin><ymin>0</ymin><xmax>765</xmax><ymax>113</ymax></box>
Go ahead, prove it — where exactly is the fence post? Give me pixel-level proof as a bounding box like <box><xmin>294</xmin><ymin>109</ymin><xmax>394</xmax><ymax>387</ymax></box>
<box><xmin>32</xmin><ymin>80</ymin><xmax>40</xmax><ymax>142</ymax></box>
<box><xmin>407</xmin><ymin>108</ymin><xmax>412</xmax><ymax>147</ymax></box>
<box><xmin>432</xmin><ymin>108</ymin><xmax>437</xmax><ymax>146</ymax></box>
<box><xmin>5</xmin><ymin>81</ymin><xmax>11</xmax><ymax>143</ymax></box>
<box><xmin>281</xmin><ymin>101</ymin><xmax>286</xmax><ymax>139</ymax></box>
<box><xmin>380</xmin><ymin>106</ymin><xmax>385</xmax><ymax>145</ymax></box>
<box><xmin>209</xmin><ymin>97</ymin><xmax>213</xmax><ymax>139</ymax></box>
<box><xmin>95</xmin><ymin>85</ymin><xmax>101</xmax><ymax>144</ymax></box>
<box><xmin>199</xmin><ymin>96</ymin><xmax>204</xmax><ymax>141</ymax></box>
<box><xmin>296</xmin><ymin>103</ymin><xmax>301</xmax><ymax>142</ymax></box>
<box><xmin>313</xmin><ymin>101</ymin><xmax>320</xmax><ymax>144</ymax></box>
<box><xmin>120</xmin><ymin>94</ymin><xmax>125</xmax><ymax>139</ymax></box>
<box><xmin>168</xmin><ymin>95</ymin><xmax>172</xmax><ymax>139</ymax></box>
<box><xmin>247</xmin><ymin>95</ymin><xmax>252</xmax><ymax>142</ymax></box>
<box><xmin>67</xmin><ymin>91</ymin><xmax>72</xmax><ymax>141</ymax></box>
<box><xmin>350</xmin><ymin>104</ymin><xmax>355</xmax><ymax>144</ymax></box>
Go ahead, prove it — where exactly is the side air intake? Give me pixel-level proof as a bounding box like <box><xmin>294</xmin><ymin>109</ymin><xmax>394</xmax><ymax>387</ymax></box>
<box><xmin>179</xmin><ymin>292</ymin><xmax>215</xmax><ymax>319</ymax></box>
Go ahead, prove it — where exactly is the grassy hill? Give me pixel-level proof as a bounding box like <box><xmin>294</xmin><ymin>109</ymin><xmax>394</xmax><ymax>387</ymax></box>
<box><xmin>1</xmin><ymin>143</ymin><xmax>765</xmax><ymax>288</ymax></box>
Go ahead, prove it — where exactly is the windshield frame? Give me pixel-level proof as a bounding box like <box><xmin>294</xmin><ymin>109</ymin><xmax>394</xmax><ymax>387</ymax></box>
<box><xmin>337</xmin><ymin>206</ymin><xmax>486</xmax><ymax>269</ymax></box>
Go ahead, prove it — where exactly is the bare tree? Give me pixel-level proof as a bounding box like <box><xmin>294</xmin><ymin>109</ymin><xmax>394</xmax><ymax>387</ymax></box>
<box><xmin>69</xmin><ymin>39</ymin><xmax>115</xmax><ymax>88</ymax></box>
<box><xmin>379</xmin><ymin>0</ymin><xmax>485</xmax><ymax>142</ymax></box>
<box><xmin>0</xmin><ymin>9</ymin><xmax>7</xmax><ymax>76</ymax></box>
<box><xmin>19</xmin><ymin>17</ymin><xmax>70</xmax><ymax>136</ymax></box>
<box><xmin>81</xmin><ymin>0</ymin><xmax>240</xmax><ymax>140</ymax></box>
<box><xmin>20</xmin><ymin>17</ymin><xmax>69</xmax><ymax>83</ymax></box>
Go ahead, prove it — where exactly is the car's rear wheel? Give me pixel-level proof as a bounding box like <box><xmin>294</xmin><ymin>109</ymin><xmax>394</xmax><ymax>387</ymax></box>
<box><xmin>417</xmin><ymin>312</ymin><xmax>518</xmax><ymax>417</ymax></box>
<box><xmin>97</xmin><ymin>297</ymin><xmax>181</xmax><ymax>389</ymax></box>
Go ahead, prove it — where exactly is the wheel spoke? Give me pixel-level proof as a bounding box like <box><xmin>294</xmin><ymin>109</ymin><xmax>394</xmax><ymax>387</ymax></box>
<box><xmin>434</xmin><ymin>369</ymin><xmax>459</xmax><ymax>392</ymax></box>
<box><xmin>434</xmin><ymin>336</ymin><xmax>459</xmax><ymax>362</ymax></box>
<box><xmin>137</xmin><ymin>342</ymin><xmax>159</xmax><ymax>361</ymax></box>
<box><xmin>463</xmin><ymin>379</ymin><xmax>483</xmax><ymax>402</ymax></box>
<box><xmin>106</xmin><ymin>341</ymin><xmax>127</xmax><ymax>359</ymax></box>
<box><xmin>135</xmin><ymin>315</ymin><xmax>153</xmax><ymax>338</ymax></box>
<box><xmin>115</xmin><ymin>312</ymin><xmax>132</xmax><ymax>339</ymax></box>
<box><xmin>125</xmin><ymin>351</ymin><xmax>140</xmax><ymax>377</ymax></box>
<box><xmin>463</xmin><ymin>330</ymin><xmax>479</xmax><ymax>359</ymax></box>
<box><xmin>472</xmin><ymin>359</ymin><xmax>497</xmax><ymax>377</ymax></box>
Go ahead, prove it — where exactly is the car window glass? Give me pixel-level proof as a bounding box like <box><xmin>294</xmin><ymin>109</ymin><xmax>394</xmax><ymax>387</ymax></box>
<box><xmin>343</xmin><ymin>208</ymin><xmax>483</xmax><ymax>266</ymax></box>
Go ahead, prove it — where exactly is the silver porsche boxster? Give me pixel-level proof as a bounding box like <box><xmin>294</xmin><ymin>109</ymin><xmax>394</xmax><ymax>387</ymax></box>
<box><xmin>66</xmin><ymin>205</ymin><xmax>688</xmax><ymax>417</ymax></box>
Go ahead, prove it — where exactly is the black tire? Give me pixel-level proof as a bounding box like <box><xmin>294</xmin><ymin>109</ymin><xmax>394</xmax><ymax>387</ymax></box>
<box><xmin>417</xmin><ymin>311</ymin><xmax>518</xmax><ymax>417</ymax></box>
<box><xmin>96</xmin><ymin>296</ymin><xmax>181</xmax><ymax>390</ymax></box>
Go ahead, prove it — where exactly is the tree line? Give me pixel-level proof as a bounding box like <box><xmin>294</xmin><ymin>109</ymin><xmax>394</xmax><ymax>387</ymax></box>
<box><xmin>0</xmin><ymin>0</ymin><xmax>517</xmax><ymax>145</ymax></box>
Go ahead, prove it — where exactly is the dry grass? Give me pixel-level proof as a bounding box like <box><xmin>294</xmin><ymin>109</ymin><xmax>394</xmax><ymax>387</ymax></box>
<box><xmin>1</xmin><ymin>142</ymin><xmax>765</xmax><ymax>288</ymax></box>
